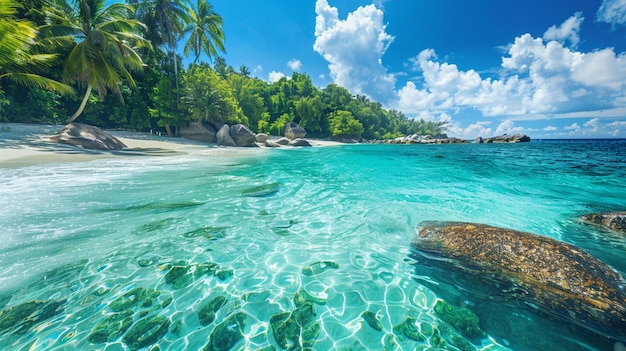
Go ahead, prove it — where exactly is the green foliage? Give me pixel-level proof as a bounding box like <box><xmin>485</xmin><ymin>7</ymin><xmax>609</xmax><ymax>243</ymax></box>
<box><xmin>269</xmin><ymin>113</ymin><xmax>292</xmax><ymax>136</ymax></box>
<box><xmin>183</xmin><ymin>0</ymin><xmax>224</xmax><ymax>64</ymax></box>
<box><xmin>329</xmin><ymin>110</ymin><xmax>364</xmax><ymax>138</ymax></box>
<box><xmin>181</xmin><ymin>64</ymin><xmax>245</xmax><ymax>125</ymax></box>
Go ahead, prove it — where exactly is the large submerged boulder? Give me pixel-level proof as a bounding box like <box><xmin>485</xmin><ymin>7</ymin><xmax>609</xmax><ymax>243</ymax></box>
<box><xmin>51</xmin><ymin>123</ymin><xmax>126</xmax><ymax>150</ymax></box>
<box><xmin>412</xmin><ymin>221</ymin><xmax>626</xmax><ymax>342</ymax></box>
<box><xmin>179</xmin><ymin>122</ymin><xmax>216</xmax><ymax>143</ymax></box>
<box><xmin>284</xmin><ymin>122</ymin><xmax>306</xmax><ymax>140</ymax></box>
<box><xmin>582</xmin><ymin>211</ymin><xmax>626</xmax><ymax>233</ymax></box>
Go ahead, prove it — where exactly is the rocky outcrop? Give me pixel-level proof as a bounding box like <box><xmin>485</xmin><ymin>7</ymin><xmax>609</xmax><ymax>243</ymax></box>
<box><xmin>51</xmin><ymin>123</ymin><xmax>127</xmax><ymax>150</ymax></box>
<box><xmin>216</xmin><ymin>125</ymin><xmax>236</xmax><ymax>147</ymax></box>
<box><xmin>288</xmin><ymin>138</ymin><xmax>312</xmax><ymax>147</ymax></box>
<box><xmin>284</xmin><ymin>122</ymin><xmax>306</xmax><ymax>140</ymax></box>
<box><xmin>412</xmin><ymin>221</ymin><xmax>626</xmax><ymax>341</ymax></box>
<box><xmin>229</xmin><ymin>124</ymin><xmax>257</xmax><ymax>147</ymax></box>
<box><xmin>275</xmin><ymin>137</ymin><xmax>290</xmax><ymax>145</ymax></box>
<box><xmin>179</xmin><ymin>122</ymin><xmax>216</xmax><ymax>143</ymax></box>
<box><xmin>371</xmin><ymin>134</ymin><xmax>467</xmax><ymax>144</ymax></box>
<box><xmin>255</xmin><ymin>133</ymin><xmax>269</xmax><ymax>143</ymax></box>
<box><xmin>264</xmin><ymin>140</ymin><xmax>281</xmax><ymax>148</ymax></box>
<box><xmin>478</xmin><ymin>134</ymin><xmax>531</xmax><ymax>143</ymax></box>
<box><xmin>582</xmin><ymin>211</ymin><xmax>626</xmax><ymax>233</ymax></box>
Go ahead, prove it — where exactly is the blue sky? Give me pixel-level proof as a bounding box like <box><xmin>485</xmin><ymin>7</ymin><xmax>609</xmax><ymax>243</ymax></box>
<box><xmin>201</xmin><ymin>0</ymin><xmax>626</xmax><ymax>139</ymax></box>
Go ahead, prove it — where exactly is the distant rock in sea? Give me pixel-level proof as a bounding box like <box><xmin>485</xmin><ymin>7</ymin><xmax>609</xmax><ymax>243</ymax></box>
<box><xmin>477</xmin><ymin>134</ymin><xmax>531</xmax><ymax>143</ymax></box>
<box><xmin>51</xmin><ymin>123</ymin><xmax>126</xmax><ymax>150</ymax></box>
<box><xmin>582</xmin><ymin>211</ymin><xmax>626</xmax><ymax>233</ymax></box>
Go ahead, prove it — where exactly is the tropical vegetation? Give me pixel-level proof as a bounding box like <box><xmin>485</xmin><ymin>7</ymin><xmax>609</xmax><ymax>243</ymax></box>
<box><xmin>0</xmin><ymin>0</ymin><xmax>448</xmax><ymax>139</ymax></box>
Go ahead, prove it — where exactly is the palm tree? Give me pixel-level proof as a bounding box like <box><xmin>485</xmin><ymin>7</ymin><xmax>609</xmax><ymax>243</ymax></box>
<box><xmin>41</xmin><ymin>0</ymin><xmax>151</xmax><ymax>123</ymax></box>
<box><xmin>182</xmin><ymin>0</ymin><xmax>224</xmax><ymax>64</ymax></box>
<box><xmin>239</xmin><ymin>65</ymin><xmax>250</xmax><ymax>77</ymax></box>
<box><xmin>0</xmin><ymin>0</ymin><xmax>73</xmax><ymax>94</ymax></box>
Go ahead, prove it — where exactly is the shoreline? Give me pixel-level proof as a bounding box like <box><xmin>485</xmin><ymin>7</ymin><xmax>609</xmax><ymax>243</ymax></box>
<box><xmin>0</xmin><ymin>123</ymin><xmax>344</xmax><ymax>168</ymax></box>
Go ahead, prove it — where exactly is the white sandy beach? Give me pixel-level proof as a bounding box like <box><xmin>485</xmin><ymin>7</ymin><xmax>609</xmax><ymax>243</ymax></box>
<box><xmin>0</xmin><ymin>124</ymin><xmax>343</xmax><ymax>168</ymax></box>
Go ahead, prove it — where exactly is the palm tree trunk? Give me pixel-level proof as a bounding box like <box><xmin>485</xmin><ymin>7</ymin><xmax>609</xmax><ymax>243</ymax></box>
<box><xmin>164</xmin><ymin>125</ymin><xmax>174</xmax><ymax>137</ymax></box>
<box><xmin>65</xmin><ymin>84</ymin><xmax>93</xmax><ymax>124</ymax></box>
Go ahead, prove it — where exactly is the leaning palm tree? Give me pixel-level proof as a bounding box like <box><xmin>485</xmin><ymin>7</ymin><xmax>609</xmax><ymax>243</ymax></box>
<box><xmin>0</xmin><ymin>0</ymin><xmax>73</xmax><ymax>94</ymax></box>
<box><xmin>182</xmin><ymin>0</ymin><xmax>224</xmax><ymax>64</ymax></box>
<box><xmin>41</xmin><ymin>0</ymin><xmax>151</xmax><ymax>123</ymax></box>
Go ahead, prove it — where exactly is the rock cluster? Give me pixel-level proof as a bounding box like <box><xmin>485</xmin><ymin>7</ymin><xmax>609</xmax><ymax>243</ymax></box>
<box><xmin>476</xmin><ymin>134</ymin><xmax>531</xmax><ymax>143</ymax></box>
<box><xmin>51</xmin><ymin>123</ymin><xmax>127</xmax><ymax>150</ymax></box>
<box><xmin>581</xmin><ymin>211</ymin><xmax>626</xmax><ymax>233</ymax></box>
<box><xmin>178</xmin><ymin>122</ymin><xmax>216</xmax><ymax>143</ymax></box>
<box><xmin>371</xmin><ymin>134</ymin><xmax>468</xmax><ymax>144</ymax></box>
<box><xmin>211</xmin><ymin>122</ymin><xmax>313</xmax><ymax>148</ymax></box>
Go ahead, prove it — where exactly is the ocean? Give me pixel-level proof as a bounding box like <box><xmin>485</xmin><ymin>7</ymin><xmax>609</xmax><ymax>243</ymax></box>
<box><xmin>1</xmin><ymin>126</ymin><xmax>625</xmax><ymax>351</ymax></box>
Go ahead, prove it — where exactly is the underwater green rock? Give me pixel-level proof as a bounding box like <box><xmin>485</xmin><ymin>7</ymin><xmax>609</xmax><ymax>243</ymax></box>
<box><xmin>164</xmin><ymin>264</ymin><xmax>193</xmax><ymax>289</ymax></box>
<box><xmin>183</xmin><ymin>226</ymin><xmax>228</xmax><ymax>239</ymax></box>
<box><xmin>88</xmin><ymin>310</ymin><xmax>133</xmax><ymax>343</ymax></box>
<box><xmin>294</xmin><ymin>290</ymin><xmax>327</xmax><ymax>307</ymax></box>
<box><xmin>361</xmin><ymin>311</ymin><xmax>384</xmax><ymax>332</ymax></box>
<box><xmin>434</xmin><ymin>300</ymin><xmax>485</xmax><ymax>339</ymax></box>
<box><xmin>135</xmin><ymin>218</ymin><xmax>180</xmax><ymax>234</ymax></box>
<box><xmin>194</xmin><ymin>262</ymin><xmax>220</xmax><ymax>278</ymax></box>
<box><xmin>215</xmin><ymin>269</ymin><xmax>234</xmax><ymax>281</ymax></box>
<box><xmin>198</xmin><ymin>296</ymin><xmax>227</xmax><ymax>326</ymax></box>
<box><xmin>239</xmin><ymin>183</ymin><xmax>280</xmax><ymax>197</ymax></box>
<box><xmin>0</xmin><ymin>299</ymin><xmax>66</xmax><ymax>335</ymax></box>
<box><xmin>109</xmin><ymin>287</ymin><xmax>149</xmax><ymax>312</ymax></box>
<box><xmin>270</xmin><ymin>302</ymin><xmax>321</xmax><ymax>350</ymax></box>
<box><xmin>301</xmin><ymin>261</ymin><xmax>339</xmax><ymax>276</ymax></box>
<box><xmin>122</xmin><ymin>315</ymin><xmax>171</xmax><ymax>351</ymax></box>
<box><xmin>393</xmin><ymin>317</ymin><xmax>426</xmax><ymax>341</ymax></box>
<box><xmin>203</xmin><ymin>312</ymin><xmax>247</xmax><ymax>351</ymax></box>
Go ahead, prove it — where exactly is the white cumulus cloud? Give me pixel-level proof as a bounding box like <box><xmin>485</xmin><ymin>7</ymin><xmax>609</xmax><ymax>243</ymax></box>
<box><xmin>313</xmin><ymin>0</ymin><xmax>396</xmax><ymax>102</ymax></box>
<box><xmin>597</xmin><ymin>0</ymin><xmax>626</xmax><ymax>26</ymax></box>
<box><xmin>543</xmin><ymin>13</ymin><xmax>584</xmax><ymax>48</ymax></box>
<box><xmin>268</xmin><ymin>71</ymin><xmax>286</xmax><ymax>83</ymax></box>
<box><xmin>287</xmin><ymin>59</ymin><xmax>302</xmax><ymax>71</ymax></box>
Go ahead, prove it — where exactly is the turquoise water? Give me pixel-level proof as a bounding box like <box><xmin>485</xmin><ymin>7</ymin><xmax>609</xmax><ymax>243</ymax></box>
<box><xmin>1</xmin><ymin>127</ymin><xmax>625</xmax><ymax>350</ymax></box>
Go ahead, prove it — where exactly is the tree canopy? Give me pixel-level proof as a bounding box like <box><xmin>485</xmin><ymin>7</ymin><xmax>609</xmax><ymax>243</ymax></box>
<box><xmin>0</xmin><ymin>0</ymin><xmax>448</xmax><ymax>139</ymax></box>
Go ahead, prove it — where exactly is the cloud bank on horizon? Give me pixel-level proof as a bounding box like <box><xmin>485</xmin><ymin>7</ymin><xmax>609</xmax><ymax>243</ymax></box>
<box><xmin>311</xmin><ymin>0</ymin><xmax>626</xmax><ymax>139</ymax></box>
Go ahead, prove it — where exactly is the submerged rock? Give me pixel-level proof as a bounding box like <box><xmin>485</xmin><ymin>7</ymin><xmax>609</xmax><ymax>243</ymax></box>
<box><xmin>0</xmin><ymin>299</ymin><xmax>66</xmax><ymax>335</ymax></box>
<box><xmin>413</xmin><ymin>221</ymin><xmax>626</xmax><ymax>341</ymax></box>
<box><xmin>434</xmin><ymin>300</ymin><xmax>485</xmax><ymax>339</ymax></box>
<box><xmin>122</xmin><ymin>315</ymin><xmax>170</xmax><ymax>351</ymax></box>
<box><xmin>51</xmin><ymin>123</ymin><xmax>126</xmax><ymax>150</ymax></box>
<box><xmin>361</xmin><ymin>311</ymin><xmax>383</xmax><ymax>332</ymax></box>
<box><xmin>88</xmin><ymin>310</ymin><xmax>134</xmax><ymax>343</ymax></box>
<box><xmin>198</xmin><ymin>296</ymin><xmax>227</xmax><ymax>326</ymax></box>
<box><xmin>109</xmin><ymin>287</ymin><xmax>150</xmax><ymax>312</ymax></box>
<box><xmin>239</xmin><ymin>183</ymin><xmax>280</xmax><ymax>197</ymax></box>
<box><xmin>204</xmin><ymin>312</ymin><xmax>247</xmax><ymax>351</ymax></box>
<box><xmin>270</xmin><ymin>302</ymin><xmax>320</xmax><ymax>349</ymax></box>
<box><xmin>301</xmin><ymin>261</ymin><xmax>339</xmax><ymax>276</ymax></box>
<box><xmin>582</xmin><ymin>211</ymin><xmax>626</xmax><ymax>233</ymax></box>
<box><xmin>392</xmin><ymin>317</ymin><xmax>425</xmax><ymax>341</ymax></box>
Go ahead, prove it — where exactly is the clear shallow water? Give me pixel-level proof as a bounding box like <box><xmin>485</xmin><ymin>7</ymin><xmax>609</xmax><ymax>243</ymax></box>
<box><xmin>1</xmin><ymin>130</ymin><xmax>625</xmax><ymax>350</ymax></box>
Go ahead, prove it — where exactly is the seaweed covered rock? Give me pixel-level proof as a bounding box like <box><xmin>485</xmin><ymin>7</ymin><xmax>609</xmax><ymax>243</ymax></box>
<box><xmin>88</xmin><ymin>310</ymin><xmax>134</xmax><ymax>343</ymax></box>
<box><xmin>413</xmin><ymin>221</ymin><xmax>626</xmax><ymax>341</ymax></box>
<box><xmin>301</xmin><ymin>261</ymin><xmax>339</xmax><ymax>276</ymax></box>
<box><xmin>270</xmin><ymin>302</ymin><xmax>320</xmax><ymax>349</ymax></box>
<box><xmin>434</xmin><ymin>300</ymin><xmax>485</xmax><ymax>339</ymax></box>
<box><xmin>393</xmin><ymin>317</ymin><xmax>425</xmax><ymax>341</ymax></box>
<box><xmin>582</xmin><ymin>211</ymin><xmax>626</xmax><ymax>233</ymax></box>
<box><xmin>203</xmin><ymin>312</ymin><xmax>247</xmax><ymax>351</ymax></box>
<box><xmin>361</xmin><ymin>311</ymin><xmax>383</xmax><ymax>332</ymax></box>
<box><xmin>0</xmin><ymin>299</ymin><xmax>66</xmax><ymax>335</ymax></box>
<box><xmin>51</xmin><ymin>123</ymin><xmax>126</xmax><ymax>150</ymax></box>
<box><xmin>122</xmin><ymin>315</ymin><xmax>170</xmax><ymax>351</ymax></box>
<box><xmin>198</xmin><ymin>296</ymin><xmax>227</xmax><ymax>325</ymax></box>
